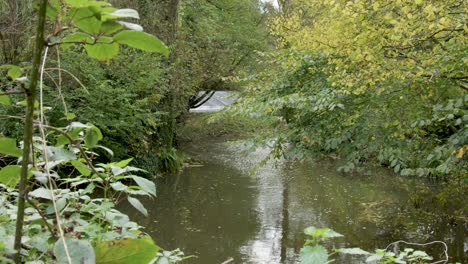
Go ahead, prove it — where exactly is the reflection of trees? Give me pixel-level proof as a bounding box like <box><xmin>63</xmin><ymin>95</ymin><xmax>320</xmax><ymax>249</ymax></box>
<box><xmin>280</xmin><ymin>162</ymin><xmax>290</xmax><ymax>262</ymax></box>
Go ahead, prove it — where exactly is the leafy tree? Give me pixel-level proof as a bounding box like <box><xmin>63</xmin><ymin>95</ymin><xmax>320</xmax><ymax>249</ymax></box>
<box><xmin>0</xmin><ymin>0</ymin><xmax>170</xmax><ymax>262</ymax></box>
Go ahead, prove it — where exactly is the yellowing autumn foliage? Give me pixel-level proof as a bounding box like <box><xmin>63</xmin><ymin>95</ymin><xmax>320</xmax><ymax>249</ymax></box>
<box><xmin>271</xmin><ymin>0</ymin><xmax>467</xmax><ymax>95</ymax></box>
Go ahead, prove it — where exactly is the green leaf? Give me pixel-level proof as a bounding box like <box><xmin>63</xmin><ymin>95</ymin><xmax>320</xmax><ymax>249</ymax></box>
<box><xmin>304</xmin><ymin>226</ymin><xmax>343</xmax><ymax>239</ymax></box>
<box><xmin>0</xmin><ymin>137</ymin><xmax>22</xmax><ymax>157</ymax></box>
<box><xmin>46</xmin><ymin>0</ymin><xmax>60</xmax><ymax>18</ymax></box>
<box><xmin>113</xmin><ymin>31</ymin><xmax>168</xmax><ymax>56</ymax></box>
<box><xmin>29</xmin><ymin>187</ymin><xmax>53</xmax><ymax>200</ymax></box>
<box><xmin>94</xmin><ymin>236</ymin><xmax>160</xmax><ymax>264</ymax></box>
<box><xmin>131</xmin><ymin>175</ymin><xmax>156</xmax><ymax>196</ymax></box>
<box><xmin>73</xmin><ymin>7</ymin><xmax>102</xmax><ymax>35</ymax></box>
<box><xmin>100</xmin><ymin>20</ymin><xmax>123</xmax><ymax>34</ymax></box>
<box><xmin>0</xmin><ymin>64</ymin><xmax>22</xmax><ymax>79</ymax></box>
<box><xmin>84</xmin><ymin>42</ymin><xmax>119</xmax><ymax>61</ymax></box>
<box><xmin>55</xmin><ymin>135</ymin><xmax>70</xmax><ymax>146</ymax></box>
<box><xmin>48</xmin><ymin>147</ymin><xmax>76</xmax><ymax>162</ymax></box>
<box><xmin>299</xmin><ymin>245</ymin><xmax>328</xmax><ymax>264</ymax></box>
<box><xmin>65</xmin><ymin>0</ymin><xmax>109</xmax><ymax>8</ymax></box>
<box><xmin>54</xmin><ymin>238</ymin><xmax>95</xmax><ymax>264</ymax></box>
<box><xmin>127</xmin><ymin>196</ymin><xmax>148</xmax><ymax>216</ymax></box>
<box><xmin>110</xmin><ymin>181</ymin><xmax>128</xmax><ymax>192</ymax></box>
<box><xmin>106</xmin><ymin>9</ymin><xmax>139</xmax><ymax>19</ymax></box>
<box><xmin>71</xmin><ymin>160</ymin><xmax>92</xmax><ymax>176</ymax></box>
<box><xmin>117</xmin><ymin>21</ymin><xmax>143</xmax><ymax>32</ymax></box>
<box><xmin>324</xmin><ymin>228</ymin><xmax>343</xmax><ymax>238</ymax></box>
<box><xmin>0</xmin><ymin>165</ymin><xmax>21</xmax><ymax>188</ymax></box>
<box><xmin>115</xmin><ymin>158</ymin><xmax>133</xmax><ymax>168</ymax></box>
<box><xmin>62</xmin><ymin>32</ymin><xmax>94</xmax><ymax>44</ymax></box>
<box><xmin>84</xmin><ymin>125</ymin><xmax>103</xmax><ymax>148</ymax></box>
<box><xmin>65</xmin><ymin>113</ymin><xmax>77</xmax><ymax>120</ymax></box>
<box><xmin>0</xmin><ymin>95</ymin><xmax>11</xmax><ymax>106</ymax></box>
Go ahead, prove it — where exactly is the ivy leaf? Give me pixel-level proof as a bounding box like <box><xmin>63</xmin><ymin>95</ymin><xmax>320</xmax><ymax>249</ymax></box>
<box><xmin>94</xmin><ymin>236</ymin><xmax>160</xmax><ymax>264</ymax></box>
<box><xmin>131</xmin><ymin>175</ymin><xmax>156</xmax><ymax>196</ymax></box>
<box><xmin>113</xmin><ymin>31</ymin><xmax>168</xmax><ymax>56</ymax></box>
<box><xmin>0</xmin><ymin>165</ymin><xmax>21</xmax><ymax>188</ymax></box>
<box><xmin>54</xmin><ymin>238</ymin><xmax>95</xmax><ymax>264</ymax></box>
<box><xmin>84</xmin><ymin>43</ymin><xmax>119</xmax><ymax>61</ymax></box>
<box><xmin>0</xmin><ymin>137</ymin><xmax>22</xmax><ymax>157</ymax></box>
<box><xmin>127</xmin><ymin>196</ymin><xmax>148</xmax><ymax>216</ymax></box>
<box><xmin>299</xmin><ymin>245</ymin><xmax>328</xmax><ymax>264</ymax></box>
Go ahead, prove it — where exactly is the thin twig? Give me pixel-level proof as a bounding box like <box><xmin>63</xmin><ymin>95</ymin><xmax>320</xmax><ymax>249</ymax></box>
<box><xmin>24</xmin><ymin>192</ymin><xmax>57</xmax><ymax>240</ymax></box>
<box><xmin>38</xmin><ymin>46</ymin><xmax>72</xmax><ymax>264</ymax></box>
<box><xmin>44</xmin><ymin>67</ymin><xmax>89</xmax><ymax>94</ymax></box>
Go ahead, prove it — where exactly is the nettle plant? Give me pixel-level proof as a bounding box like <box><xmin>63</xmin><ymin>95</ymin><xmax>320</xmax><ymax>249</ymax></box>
<box><xmin>299</xmin><ymin>226</ymin><xmax>449</xmax><ymax>264</ymax></box>
<box><xmin>0</xmin><ymin>0</ymin><xmax>174</xmax><ymax>263</ymax></box>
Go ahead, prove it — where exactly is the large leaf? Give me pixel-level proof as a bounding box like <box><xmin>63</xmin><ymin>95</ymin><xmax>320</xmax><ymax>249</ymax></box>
<box><xmin>112</xmin><ymin>31</ymin><xmax>168</xmax><ymax>56</ymax></box>
<box><xmin>65</xmin><ymin>0</ymin><xmax>109</xmax><ymax>8</ymax></box>
<box><xmin>100</xmin><ymin>20</ymin><xmax>123</xmax><ymax>34</ymax></box>
<box><xmin>115</xmin><ymin>158</ymin><xmax>133</xmax><ymax>168</ymax></box>
<box><xmin>48</xmin><ymin>147</ymin><xmax>76</xmax><ymax>162</ymax></box>
<box><xmin>127</xmin><ymin>196</ymin><xmax>148</xmax><ymax>216</ymax></box>
<box><xmin>73</xmin><ymin>7</ymin><xmax>102</xmax><ymax>35</ymax></box>
<box><xmin>0</xmin><ymin>165</ymin><xmax>21</xmax><ymax>188</ymax></box>
<box><xmin>131</xmin><ymin>176</ymin><xmax>156</xmax><ymax>196</ymax></box>
<box><xmin>62</xmin><ymin>32</ymin><xmax>93</xmax><ymax>44</ymax></box>
<box><xmin>0</xmin><ymin>95</ymin><xmax>11</xmax><ymax>106</ymax></box>
<box><xmin>299</xmin><ymin>245</ymin><xmax>328</xmax><ymax>264</ymax></box>
<box><xmin>0</xmin><ymin>137</ymin><xmax>22</xmax><ymax>157</ymax></box>
<box><xmin>0</xmin><ymin>64</ymin><xmax>22</xmax><ymax>79</ymax></box>
<box><xmin>106</xmin><ymin>9</ymin><xmax>139</xmax><ymax>19</ymax></box>
<box><xmin>84</xmin><ymin>125</ymin><xmax>103</xmax><ymax>148</ymax></box>
<box><xmin>70</xmin><ymin>160</ymin><xmax>92</xmax><ymax>176</ymax></box>
<box><xmin>304</xmin><ymin>226</ymin><xmax>343</xmax><ymax>238</ymax></box>
<box><xmin>117</xmin><ymin>21</ymin><xmax>143</xmax><ymax>32</ymax></box>
<box><xmin>95</xmin><ymin>236</ymin><xmax>160</xmax><ymax>264</ymax></box>
<box><xmin>54</xmin><ymin>238</ymin><xmax>95</xmax><ymax>264</ymax></box>
<box><xmin>29</xmin><ymin>187</ymin><xmax>53</xmax><ymax>200</ymax></box>
<box><xmin>85</xmin><ymin>43</ymin><xmax>119</xmax><ymax>61</ymax></box>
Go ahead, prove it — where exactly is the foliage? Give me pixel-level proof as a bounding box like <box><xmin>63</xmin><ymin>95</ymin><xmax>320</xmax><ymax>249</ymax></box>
<box><xmin>299</xmin><ymin>226</ymin><xmax>449</xmax><ymax>264</ymax></box>
<box><xmin>233</xmin><ymin>0</ymin><xmax>467</xmax><ymax>181</ymax></box>
<box><xmin>45</xmin><ymin>48</ymin><xmax>169</xmax><ymax>165</ymax></box>
<box><xmin>0</xmin><ymin>0</ymin><xmax>184</xmax><ymax>263</ymax></box>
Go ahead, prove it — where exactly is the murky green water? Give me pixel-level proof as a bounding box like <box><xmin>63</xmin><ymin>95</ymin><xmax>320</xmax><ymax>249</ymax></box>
<box><xmin>121</xmin><ymin>139</ymin><xmax>466</xmax><ymax>263</ymax></box>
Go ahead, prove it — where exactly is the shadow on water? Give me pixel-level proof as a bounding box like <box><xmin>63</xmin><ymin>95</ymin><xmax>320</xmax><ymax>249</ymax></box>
<box><xmin>120</xmin><ymin>139</ymin><xmax>467</xmax><ymax>263</ymax></box>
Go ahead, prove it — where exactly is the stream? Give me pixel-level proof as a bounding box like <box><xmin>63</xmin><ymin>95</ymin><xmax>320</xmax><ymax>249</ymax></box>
<box><xmin>121</xmin><ymin>138</ymin><xmax>466</xmax><ymax>263</ymax></box>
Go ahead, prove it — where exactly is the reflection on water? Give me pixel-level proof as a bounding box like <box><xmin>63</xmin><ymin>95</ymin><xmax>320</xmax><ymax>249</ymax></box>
<box><xmin>120</xmin><ymin>139</ymin><xmax>467</xmax><ymax>263</ymax></box>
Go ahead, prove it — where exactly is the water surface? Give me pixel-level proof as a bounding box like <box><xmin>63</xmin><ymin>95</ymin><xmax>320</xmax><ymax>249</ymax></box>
<box><xmin>121</xmin><ymin>139</ymin><xmax>466</xmax><ymax>263</ymax></box>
